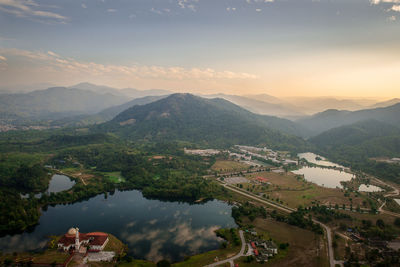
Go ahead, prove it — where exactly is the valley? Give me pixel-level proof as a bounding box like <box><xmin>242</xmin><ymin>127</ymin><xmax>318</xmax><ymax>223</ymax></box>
<box><xmin>0</xmin><ymin>92</ymin><xmax>399</xmax><ymax>267</ymax></box>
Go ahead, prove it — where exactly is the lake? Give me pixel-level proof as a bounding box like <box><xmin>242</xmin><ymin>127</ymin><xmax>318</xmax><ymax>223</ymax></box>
<box><xmin>1</xmin><ymin>190</ymin><xmax>236</xmax><ymax>263</ymax></box>
<box><xmin>298</xmin><ymin>152</ymin><xmax>344</xmax><ymax>168</ymax></box>
<box><xmin>47</xmin><ymin>174</ymin><xmax>76</xmax><ymax>193</ymax></box>
<box><xmin>20</xmin><ymin>174</ymin><xmax>75</xmax><ymax>199</ymax></box>
<box><xmin>293</xmin><ymin>166</ymin><xmax>354</xmax><ymax>188</ymax></box>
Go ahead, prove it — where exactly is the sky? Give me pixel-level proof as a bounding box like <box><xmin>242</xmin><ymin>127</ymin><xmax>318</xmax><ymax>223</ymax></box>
<box><xmin>0</xmin><ymin>0</ymin><xmax>399</xmax><ymax>97</ymax></box>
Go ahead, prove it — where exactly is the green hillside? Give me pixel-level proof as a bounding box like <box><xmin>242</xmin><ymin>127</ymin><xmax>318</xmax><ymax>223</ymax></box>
<box><xmin>99</xmin><ymin>93</ymin><xmax>309</xmax><ymax>151</ymax></box>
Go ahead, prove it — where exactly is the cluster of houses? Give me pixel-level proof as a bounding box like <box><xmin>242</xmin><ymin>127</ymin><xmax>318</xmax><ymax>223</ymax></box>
<box><xmin>183</xmin><ymin>148</ymin><xmax>221</xmax><ymax>156</ymax></box>
<box><xmin>246</xmin><ymin>230</ymin><xmax>278</xmax><ymax>262</ymax></box>
<box><xmin>183</xmin><ymin>145</ymin><xmax>299</xmax><ymax>168</ymax></box>
<box><xmin>235</xmin><ymin>145</ymin><xmax>298</xmax><ymax>166</ymax></box>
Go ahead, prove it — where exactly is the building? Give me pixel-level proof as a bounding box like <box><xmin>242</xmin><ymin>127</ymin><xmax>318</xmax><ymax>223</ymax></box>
<box><xmin>58</xmin><ymin>227</ymin><xmax>109</xmax><ymax>253</ymax></box>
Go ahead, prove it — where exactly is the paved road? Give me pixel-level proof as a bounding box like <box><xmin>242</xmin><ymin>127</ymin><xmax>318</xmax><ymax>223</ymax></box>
<box><xmin>219</xmin><ymin>182</ymin><xmax>337</xmax><ymax>267</ymax></box>
<box><xmin>375</xmin><ymin>177</ymin><xmax>400</xmax><ymax>216</ymax></box>
<box><xmin>224</xmin><ymin>184</ymin><xmax>295</xmax><ymax>213</ymax></box>
<box><xmin>204</xmin><ymin>230</ymin><xmax>246</xmax><ymax>267</ymax></box>
<box><xmin>215</xmin><ymin>174</ymin><xmax>400</xmax><ymax>267</ymax></box>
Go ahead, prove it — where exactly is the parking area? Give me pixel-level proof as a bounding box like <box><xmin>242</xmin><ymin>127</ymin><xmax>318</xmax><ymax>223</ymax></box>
<box><xmin>224</xmin><ymin>176</ymin><xmax>249</xmax><ymax>184</ymax></box>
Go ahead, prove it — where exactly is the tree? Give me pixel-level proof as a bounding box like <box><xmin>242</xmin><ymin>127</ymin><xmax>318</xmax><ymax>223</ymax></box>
<box><xmin>376</xmin><ymin>219</ymin><xmax>385</xmax><ymax>229</ymax></box>
<box><xmin>157</xmin><ymin>260</ymin><xmax>171</xmax><ymax>267</ymax></box>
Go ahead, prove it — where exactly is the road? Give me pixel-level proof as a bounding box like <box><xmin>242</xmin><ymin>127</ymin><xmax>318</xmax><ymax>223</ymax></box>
<box><xmin>375</xmin><ymin>177</ymin><xmax>400</xmax><ymax>216</ymax></box>
<box><xmin>220</xmin><ymin>182</ymin><xmax>339</xmax><ymax>267</ymax></box>
<box><xmin>204</xmin><ymin>230</ymin><xmax>246</xmax><ymax>267</ymax></box>
<box><xmin>212</xmin><ymin>173</ymin><xmax>400</xmax><ymax>267</ymax></box>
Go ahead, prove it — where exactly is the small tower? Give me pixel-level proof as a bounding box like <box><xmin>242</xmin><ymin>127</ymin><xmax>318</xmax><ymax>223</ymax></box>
<box><xmin>75</xmin><ymin>227</ymin><xmax>80</xmax><ymax>251</ymax></box>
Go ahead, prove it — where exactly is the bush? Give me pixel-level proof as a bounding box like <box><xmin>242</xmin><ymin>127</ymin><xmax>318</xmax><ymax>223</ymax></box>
<box><xmin>157</xmin><ymin>260</ymin><xmax>171</xmax><ymax>267</ymax></box>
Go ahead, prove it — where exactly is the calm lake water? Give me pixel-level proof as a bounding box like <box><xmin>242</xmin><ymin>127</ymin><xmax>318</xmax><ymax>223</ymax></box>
<box><xmin>293</xmin><ymin>166</ymin><xmax>354</xmax><ymax>188</ymax></box>
<box><xmin>298</xmin><ymin>152</ymin><xmax>344</xmax><ymax>168</ymax></box>
<box><xmin>358</xmin><ymin>184</ymin><xmax>383</xmax><ymax>192</ymax></box>
<box><xmin>47</xmin><ymin>174</ymin><xmax>75</xmax><ymax>193</ymax></box>
<box><xmin>21</xmin><ymin>174</ymin><xmax>75</xmax><ymax>199</ymax></box>
<box><xmin>1</xmin><ymin>190</ymin><xmax>236</xmax><ymax>262</ymax></box>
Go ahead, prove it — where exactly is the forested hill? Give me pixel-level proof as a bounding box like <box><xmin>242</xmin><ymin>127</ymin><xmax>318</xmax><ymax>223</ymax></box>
<box><xmin>310</xmin><ymin>119</ymin><xmax>400</xmax><ymax>150</ymax></box>
<box><xmin>98</xmin><ymin>93</ymin><xmax>309</xmax><ymax>150</ymax></box>
<box><xmin>310</xmin><ymin>119</ymin><xmax>400</xmax><ymax>183</ymax></box>
<box><xmin>298</xmin><ymin>103</ymin><xmax>400</xmax><ymax>136</ymax></box>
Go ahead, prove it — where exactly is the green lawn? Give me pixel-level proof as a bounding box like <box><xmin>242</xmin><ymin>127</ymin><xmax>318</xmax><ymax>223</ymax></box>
<box><xmin>102</xmin><ymin>171</ymin><xmax>126</xmax><ymax>183</ymax></box>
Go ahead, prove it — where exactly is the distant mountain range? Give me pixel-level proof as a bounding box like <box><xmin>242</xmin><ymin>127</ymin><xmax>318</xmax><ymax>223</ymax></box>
<box><xmin>203</xmin><ymin>94</ymin><xmax>305</xmax><ymax>119</ymax></box>
<box><xmin>297</xmin><ymin>103</ymin><xmax>400</xmax><ymax>136</ymax></box>
<box><xmin>52</xmin><ymin>95</ymin><xmax>167</xmax><ymax>127</ymax></box>
<box><xmin>69</xmin><ymin>82</ymin><xmax>172</xmax><ymax>98</ymax></box>
<box><xmin>0</xmin><ymin>84</ymin><xmax>172</xmax><ymax>125</ymax></box>
<box><xmin>370</xmin><ymin>98</ymin><xmax>400</xmax><ymax>109</ymax></box>
<box><xmin>0</xmin><ymin>87</ymin><xmax>128</xmax><ymax>122</ymax></box>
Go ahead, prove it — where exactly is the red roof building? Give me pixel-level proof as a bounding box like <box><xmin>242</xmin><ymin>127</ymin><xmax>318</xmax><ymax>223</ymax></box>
<box><xmin>256</xmin><ymin>177</ymin><xmax>268</xmax><ymax>183</ymax></box>
<box><xmin>58</xmin><ymin>228</ymin><xmax>109</xmax><ymax>253</ymax></box>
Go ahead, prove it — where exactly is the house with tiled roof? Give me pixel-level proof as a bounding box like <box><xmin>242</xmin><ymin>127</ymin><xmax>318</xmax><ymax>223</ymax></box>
<box><xmin>58</xmin><ymin>227</ymin><xmax>109</xmax><ymax>253</ymax></box>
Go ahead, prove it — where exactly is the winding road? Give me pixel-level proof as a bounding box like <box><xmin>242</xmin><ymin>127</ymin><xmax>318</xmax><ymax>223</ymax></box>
<box><xmin>204</xmin><ymin>230</ymin><xmax>246</xmax><ymax>267</ymax></box>
<box><xmin>219</xmin><ymin>182</ymin><xmax>339</xmax><ymax>267</ymax></box>
<box><xmin>375</xmin><ymin>177</ymin><xmax>400</xmax><ymax>216</ymax></box>
<box><xmin>208</xmin><ymin>173</ymin><xmax>400</xmax><ymax>267</ymax></box>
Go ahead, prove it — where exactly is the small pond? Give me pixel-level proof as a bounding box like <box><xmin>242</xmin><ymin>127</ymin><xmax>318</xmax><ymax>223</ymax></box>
<box><xmin>20</xmin><ymin>174</ymin><xmax>75</xmax><ymax>199</ymax></box>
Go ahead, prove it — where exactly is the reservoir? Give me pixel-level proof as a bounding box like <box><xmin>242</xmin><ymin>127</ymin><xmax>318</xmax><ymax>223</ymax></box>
<box><xmin>0</xmin><ymin>190</ymin><xmax>236</xmax><ymax>263</ymax></box>
<box><xmin>293</xmin><ymin>166</ymin><xmax>354</xmax><ymax>188</ymax></box>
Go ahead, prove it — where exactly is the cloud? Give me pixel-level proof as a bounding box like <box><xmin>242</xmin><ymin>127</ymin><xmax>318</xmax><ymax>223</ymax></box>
<box><xmin>387</xmin><ymin>15</ymin><xmax>396</xmax><ymax>20</ymax></box>
<box><xmin>150</xmin><ymin>7</ymin><xmax>162</xmax><ymax>15</ymax></box>
<box><xmin>256</xmin><ymin>8</ymin><xmax>262</xmax><ymax>12</ymax></box>
<box><xmin>391</xmin><ymin>4</ymin><xmax>400</xmax><ymax>11</ymax></box>
<box><xmin>226</xmin><ymin>7</ymin><xmax>236</xmax><ymax>11</ymax></box>
<box><xmin>107</xmin><ymin>8</ymin><xmax>116</xmax><ymax>12</ymax></box>
<box><xmin>47</xmin><ymin>51</ymin><xmax>59</xmax><ymax>57</ymax></box>
<box><xmin>81</xmin><ymin>3</ymin><xmax>87</xmax><ymax>9</ymax></box>
<box><xmin>150</xmin><ymin>7</ymin><xmax>171</xmax><ymax>15</ymax></box>
<box><xmin>177</xmin><ymin>0</ymin><xmax>198</xmax><ymax>11</ymax></box>
<box><xmin>0</xmin><ymin>55</ymin><xmax>6</xmax><ymax>61</ymax></box>
<box><xmin>0</xmin><ymin>0</ymin><xmax>67</xmax><ymax>22</ymax></box>
<box><xmin>0</xmin><ymin>47</ymin><xmax>258</xmax><ymax>81</ymax></box>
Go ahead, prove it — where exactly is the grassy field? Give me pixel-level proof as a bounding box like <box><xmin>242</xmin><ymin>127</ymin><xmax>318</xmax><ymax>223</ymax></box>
<box><xmin>0</xmin><ymin>250</ymin><xmax>70</xmax><ymax>266</ymax></box>
<box><xmin>211</xmin><ymin>160</ymin><xmax>250</xmax><ymax>173</ymax></box>
<box><xmin>240</xmin><ymin>171</ymin><xmax>371</xmax><ymax>209</ymax></box>
<box><xmin>101</xmin><ymin>171</ymin><xmax>126</xmax><ymax>183</ymax></box>
<box><xmin>104</xmin><ymin>234</ymin><xmax>126</xmax><ymax>255</ymax></box>
<box><xmin>234</xmin><ymin>217</ymin><xmax>329</xmax><ymax>267</ymax></box>
<box><xmin>333</xmin><ymin>232</ymin><xmax>348</xmax><ymax>261</ymax></box>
